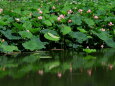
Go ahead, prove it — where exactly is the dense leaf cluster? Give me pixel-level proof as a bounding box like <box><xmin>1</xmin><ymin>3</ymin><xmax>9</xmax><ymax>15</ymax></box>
<box><xmin>0</xmin><ymin>0</ymin><xmax>115</xmax><ymax>53</ymax></box>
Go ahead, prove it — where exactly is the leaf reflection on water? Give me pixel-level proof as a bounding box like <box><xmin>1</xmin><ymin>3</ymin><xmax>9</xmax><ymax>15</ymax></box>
<box><xmin>0</xmin><ymin>48</ymin><xmax>115</xmax><ymax>79</ymax></box>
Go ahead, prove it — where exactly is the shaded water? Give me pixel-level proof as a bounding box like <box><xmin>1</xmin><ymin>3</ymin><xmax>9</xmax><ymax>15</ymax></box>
<box><xmin>0</xmin><ymin>48</ymin><xmax>115</xmax><ymax>86</ymax></box>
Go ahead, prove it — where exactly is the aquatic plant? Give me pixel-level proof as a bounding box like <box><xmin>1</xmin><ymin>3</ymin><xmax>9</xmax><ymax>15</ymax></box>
<box><xmin>0</xmin><ymin>0</ymin><xmax>114</xmax><ymax>53</ymax></box>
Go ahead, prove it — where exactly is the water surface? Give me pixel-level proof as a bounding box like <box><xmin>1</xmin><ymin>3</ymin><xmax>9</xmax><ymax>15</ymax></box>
<box><xmin>0</xmin><ymin>48</ymin><xmax>115</xmax><ymax>86</ymax></box>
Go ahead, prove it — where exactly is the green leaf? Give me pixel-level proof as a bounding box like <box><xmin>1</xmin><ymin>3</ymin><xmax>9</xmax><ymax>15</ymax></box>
<box><xmin>60</xmin><ymin>25</ymin><xmax>72</xmax><ymax>35</ymax></box>
<box><xmin>23</xmin><ymin>21</ymin><xmax>32</xmax><ymax>30</ymax></box>
<box><xmin>30</xmin><ymin>28</ymin><xmax>41</xmax><ymax>33</ymax></box>
<box><xmin>13</xmin><ymin>23</ymin><xmax>24</xmax><ymax>30</ymax></box>
<box><xmin>71</xmin><ymin>14</ymin><xmax>82</xmax><ymax>25</ymax></box>
<box><xmin>83</xmin><ymin>49</ymin><xmax>96</xmax><ymax>53</ymax></box>
<box><xmin>49</xmin><ymin>15</ymin><xmax>58</xmax><ymax>23</ymax></box>
<box><xmin>61</xmin><ymin>6</ymin><xmax>70</xmax><ymax>14</ymax></box>
<box><xmin>92</xmin><ymin>31</ymin><xmax>115</xmax><ymax>48</ymax></box>
<box><xmin>43</xmin><ymin>20</ymin><xmax>52</xmax><ymax>26</ymax></box>
<box><xmin>69</xmin><ymin>32</ymin><xmax>88</xmax><ymax>43</ymax></box>
<box><xmin>22</xmin><ymin>37</ymin><xmax>45</xmax><ymax>51</ymax></box>
<box><xmin>84</xmin><ymin>18</ymin><xmax>95</xmax><ymax>26</ymax></box>
<box><xmin>92</xmin><ymin>31</ymin><xmax>109</xmax><ymax>40</ymax></box>
<box><xmin>77</xmin><ymin>27</ymin><xmax>87</xmax><ymax>33</ymax></box>
<box><xmin>0</xmin><ymin>30</ymin><xmax>21</xmax><ymax>40</ymax></box>
<box><xmin>44</xmin><ymin>32</ymin><xmax>60</xmax><ymax>41</ymax></box>
<box><xmin>13</xmin><ymin>9</ymin><xmax>21</xmax><ymax>14</ymax></box>
<box><xmin>41</xmin><ymin>29</ymin><xmax>57</xmax><ymax>34</ymax></box>
<box><xmin>105</xmin><ymin>39</ymin><xmax>115</xmax><ymax>48</ymax></box>
<box><xmin>0</xmin><ymin>20</ymin><xmax>7</xmax><ymax>25</ymax></box>
<box><xmin>0</xmin><ymin>44</ymin><xmax>19</xmax><ymax>52</ymax></box>
<box><xmin>18</xmin><ymin>31</ymin><xmax>33</xmax><ymax>39</ymax></box>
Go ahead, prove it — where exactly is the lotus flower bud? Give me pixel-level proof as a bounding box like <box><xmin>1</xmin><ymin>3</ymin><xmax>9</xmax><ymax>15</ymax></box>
<box><xmin>87</xmin><ymin>9</ymin><xmax>91</xmax><ymax>13</ymax></box>
<box><xmin>0</xmin><ymin>8</ymin><xmax>3</xmax><ymax>13</ymax></box>
<box><xmin>94</xmin><ymin>16</ymin><xmax>99</xmax><ymax>19</ymax></box>
<box><xmin>108</xmin><ymin>22</ymin><xmax>114</xmax><ymax>26</ymax></box>
<box><xmin>38</xmin><ymin>16</ymin><xmax>42</xmax><ymax>20</ymax></box>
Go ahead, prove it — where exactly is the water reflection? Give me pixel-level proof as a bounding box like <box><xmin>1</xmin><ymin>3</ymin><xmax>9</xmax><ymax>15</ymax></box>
<box><xmin>0</xmin><ymin>48</ymin><xmax>115</xmax><ymax>86</ymax></box>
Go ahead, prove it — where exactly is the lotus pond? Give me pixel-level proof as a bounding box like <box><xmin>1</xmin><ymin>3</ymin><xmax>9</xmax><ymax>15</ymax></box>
<box><xmin>0</xmin><ymin>48</ymin><xmax>115</xmax><ymax>86</ymax></box>
<box><xmin>0</xmin><ymin>0</ymin><xmax>115</xmax><ymax>85</ymax></box>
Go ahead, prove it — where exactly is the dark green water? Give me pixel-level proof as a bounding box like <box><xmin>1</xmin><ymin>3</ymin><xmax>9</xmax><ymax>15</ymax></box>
<box><xmin>0</xmin><ymin>48</ymin><xmax>115</xmax><ymax>86</ymax></box>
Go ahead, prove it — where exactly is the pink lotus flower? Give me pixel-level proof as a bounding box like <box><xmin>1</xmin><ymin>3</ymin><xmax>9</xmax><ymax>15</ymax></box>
<box><xmin>52</xmin><ymin>6</ymin><xmax>56</xmax><ymax>9</ymax></box>
<box><xmin>59</xmin><ymin>14</ymin><xmax>65</xmax><ymax>19</ymax></box>
<box><xmin>57</xmin><ymin>17</ymin><xmax>61</xmax><ymax>21</ymax></box>
<box><xmin>57</xmin><ymin>14</ymin><xmax>65</xmax><ymax>21</ymax></box>
<box><xmin>0</xmin><ymin>8</ymin><xmax>3</xmax><ymax>13</ymax></box>
<box><xmin>94</xmin><ymin>16</ymin><xmax>99</xmax><ymax>19</ymax></box>
<box><xmin>108</xmin><ymin>22</ymin><xmax>114</xmax><ymax>26</ymax></box>
<box><xmin>38</xmin><ymin>16</ymin><xmax>42</xmax><ymax>20</ymax></box>
<box><xmin>108</xmin><ymin>64</ymin><xmax>113</xmax><ymax>70</ymax></box>
<box><xmin>68</xmin><ymin>10</ymin><xmax>73</xmax><ymax>14</ymax></box>
<box><xmin>57</xmin><ymin>72</ymin><xmax>62</xmax><ymax>78</ymax></box>
<box><xmin>68</xmin><ymin>19</ymin><xmax>72</xmax><ymax>23</ymax></box>
<box><xmin>87</xmin><ymin>9</ymin><xmax>91</xmax><ymax>13</ymax></box>
<box><xmin>100</xmin><ymin>28</ymin><xmax>105</xmax><ymax>31</ymax></box>
<box><xmin>1</xmin><ymin>39</ymin><xmax>5</xmax><ymax>42</ymax></box>
<box><xmin>87</xmin><ymin>69</ymin><xmax>92</xmax><ymax>76</ymax></box>
<box><xmin>38</xmin><ymin>70</ymin><xmax>44</xmax><ymax>75</ymax></box>
<box><xmin>78</xmin><ymin>9</ymin><xmax>83</xmax><ymax>13</ymax></box>
<box><xmin>39</xmin><ymin>10</ymin><xmax>43</xmax><ymax>14</ymax></box>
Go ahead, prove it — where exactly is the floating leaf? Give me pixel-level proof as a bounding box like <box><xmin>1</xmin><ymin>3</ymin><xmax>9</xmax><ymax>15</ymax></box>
<box><xmin>83</xmin><ymin>49</ymin><xmax>96</xmax><ymax>53</ymax></box>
